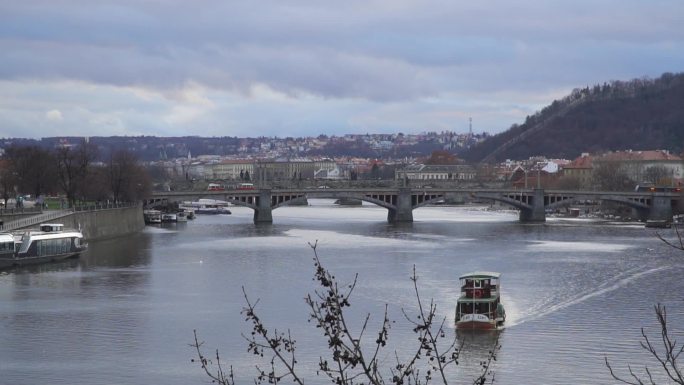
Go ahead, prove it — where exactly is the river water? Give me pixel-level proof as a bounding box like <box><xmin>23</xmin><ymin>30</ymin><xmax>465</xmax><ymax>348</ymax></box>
<box><xmin>1</xmin><ymin>201</ymin><xmax>683</xmax><ymax>385</ymax></box>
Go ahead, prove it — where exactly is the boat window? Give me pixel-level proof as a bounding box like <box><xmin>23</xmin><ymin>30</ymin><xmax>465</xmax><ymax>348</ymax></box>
<box><xmin>474</xmin><ymin>279</ymin><xmax>482</xmax><ymax>288</ymax></box>
<box><xmin>0</xmin><ymin>242</ymin><xmax>11</xmax><ymax>252</ymax></box>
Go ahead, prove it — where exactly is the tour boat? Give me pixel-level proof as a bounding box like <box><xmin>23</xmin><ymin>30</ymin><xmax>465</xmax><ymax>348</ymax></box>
<box><xmin>455</xmin><ymin>271</ymin><xmax>505</xmax><ymax>330</ymax></box>
<box><xmin>0</xmin><ymin>232</ymin><xmax>16</xmax><ymax>267</ymax></box>
<box><xmin>0</xmin><ymin>224</ymin><xmax>87</xmax><ymax>268</ymax></box>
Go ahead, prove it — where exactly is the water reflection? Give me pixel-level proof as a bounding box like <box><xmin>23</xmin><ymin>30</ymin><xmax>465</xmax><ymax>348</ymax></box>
<box><xmin>0</xmin><ymin>257</ymin><xmax>80</xmax><ymax>276</ymax></box>
<box><xmin>79</xmin><ymin>232</ymin><xmax>152</xmax><ymax>268</ymax></box>
<box><xmin>455</xmin><ymin>329</ymin><xmax>503</xmax><ymax>377</ymax></box>
<box><xmin>1</xmin><ymin>206</ymin><xmax>683</xmax><ymax>385</ymax></box>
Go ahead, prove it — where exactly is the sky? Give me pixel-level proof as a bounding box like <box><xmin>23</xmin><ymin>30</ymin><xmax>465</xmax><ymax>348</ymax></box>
<box><xmin>1</xmin><ymin>0</ymin><xmax>683</xmax><ymax>139</ymax></box>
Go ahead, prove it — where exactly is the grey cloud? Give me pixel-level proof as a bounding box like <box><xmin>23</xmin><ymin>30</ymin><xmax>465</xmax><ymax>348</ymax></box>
<box><xmin>1</xmin><ymin>0</ymin><xmax>682</xmax><ymax>101</ymax></box>
<box><xmin>1</xmin><ymin>0</ymin><xmax>683</xmax><ymax>138</ymax></box>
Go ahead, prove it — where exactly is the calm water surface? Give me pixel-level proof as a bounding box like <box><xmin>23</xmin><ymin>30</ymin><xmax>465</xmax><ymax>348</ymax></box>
<box><xmin>1</xmin><ymin>201</ymin><xmax>683</xmax><ymax>384</ymax></box>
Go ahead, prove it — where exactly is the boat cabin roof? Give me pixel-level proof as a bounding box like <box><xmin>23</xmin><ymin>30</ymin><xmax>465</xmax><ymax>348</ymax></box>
<box><xmin>0</xmin><ymin>233</ymin><xmax>14</xmax><ymax>243</ymax></box>
<box><xmin>459</xmin><ymin>271</ymin><xmax>501</xmax><ymax>280</ymax></box>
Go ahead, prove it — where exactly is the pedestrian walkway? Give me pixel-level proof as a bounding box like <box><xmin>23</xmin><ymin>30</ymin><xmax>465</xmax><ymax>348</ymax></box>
<box><xmin>0</xmin><ymin>210</ymin><xmax>74</xmax><ymax>232</ymax></box>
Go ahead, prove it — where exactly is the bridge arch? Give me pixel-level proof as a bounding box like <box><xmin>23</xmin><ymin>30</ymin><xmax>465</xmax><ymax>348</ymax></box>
<box><xmin>412</xmin><ymin>194</ymin><xmax>447</xmax><ymax>209</ymax></box>
<box><xmin>221</xmin><ymin>198</ymin><xmax>258</xmax><ymax>210</ymax></box>
<box><xmin>545</xmin><ymin>195</ymin><xmax>650</xmax><ymax>211</ymax></box>
<box><xmin>470</xmin><ymin>193</ymin><xmax>532</xmax><ymax>210</ymax></box>
<box><xmin>273</xmin><ymin>192</ymin><xmax>397</xmax><ymax>210</ymax></box>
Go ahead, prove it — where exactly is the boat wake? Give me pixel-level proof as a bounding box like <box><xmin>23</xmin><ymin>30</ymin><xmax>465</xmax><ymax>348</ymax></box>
<box><xmin>505</xmin><ymin>265</ymin><xmax>670</xmax><ymax>328</ymax></box>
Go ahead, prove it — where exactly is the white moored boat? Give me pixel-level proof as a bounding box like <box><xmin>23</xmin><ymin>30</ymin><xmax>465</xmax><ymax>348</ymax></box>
<box><xmin>161</xmin><ymin>213</ymin><xmax>177</xmax><ymax>222</ymax></box>
<box><xmin>455</xmin><ymin>271</ymin><xmax>505</xmax><ymax>330</ymax></box>
<box><xmin>0</xmin><ymin>224</ymin><xmax>87</xmax><ymax>269</ymax></box>
<box><xmin>180</xmin><ymin>199</ymin><xmax>231</xmax><ymax>215</ymax></box>
<box><xmin>176</xmin><ymin>211</ymin><xmax>188</xmax><ymax>222</ymax></box>
<box><xmin>143</xmin><ymin>209</ymin><xmax>162</xmax><ymax>224</ymax></box>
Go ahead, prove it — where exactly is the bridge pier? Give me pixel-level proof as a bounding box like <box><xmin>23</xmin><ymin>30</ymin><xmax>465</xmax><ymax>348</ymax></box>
<box><xmin>519</xmin><ymin>189</ymin><xmax>546</xmax><ymax>223</ymax></box>
<box><xmin>253</xmin><ymin>189</ymin><xmax>273</xmax><ymax>224</ymax></box>
<box><xmin>387</xmin><ymin>188</ymin><xmax>413</xmax><ymax>223</ymax></box>
<box><xmin>647</xmin><ymin>194</ymin><xmax>673</xmax><ymax>222</ymax></box>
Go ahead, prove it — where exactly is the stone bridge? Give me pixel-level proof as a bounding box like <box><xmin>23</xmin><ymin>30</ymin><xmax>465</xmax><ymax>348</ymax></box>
<box><xmin>146</xmin><ymin>188</ymin><xmax>681</xmax><ymax>224</ymax></box>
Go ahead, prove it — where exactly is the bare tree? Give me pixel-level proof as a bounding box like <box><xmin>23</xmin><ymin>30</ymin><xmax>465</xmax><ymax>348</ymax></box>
<box><xmin>108</xmin><ymin>149</ymin><xmax>150</xmax><ymax>203</ymax></box>
<box><xmin>81</xmin><ymin>167</ymin><xmax>111</xmax><ymax>203</ymax></box>
<box><xmin>192</xmin><ymin>242</ymin><xmax>499</xmax><ymax>385</ymax></box>
<box><xmin>643</xmin><ymin>166</ymin><xmax>672</xmax><ymax>186</ymax></box>
<box><xmin>606</xmin><ymin>226</ymin><xmax>684</xmax><ymax>384</ymax></box>
<box><xmin>605</xmin><ymin>304</ymin><xmax>684</xmax><ymax>384</ymax></box>
<box><xmin>656</xmin><ymin>225</ymin><xmax>684</xmax><ymax>251</ymax></box>
<box><xmin>592</xmin><ymin>163</ymin><xmax>634</xmax><ymax>191</ymax></box>
<box><xmin>55</xmin><ymin>140</ymin><xmax>98</xmax><ymax>207</ymax></box>
<box><xmin>4</xmin><ymin>145</ymin><xmax>57</xmax><ymax>199</ymax></box>
<box><xmin>0</xmin><ymin>159</ymin><xmax>17</xmax><ymax>207</ymax></box>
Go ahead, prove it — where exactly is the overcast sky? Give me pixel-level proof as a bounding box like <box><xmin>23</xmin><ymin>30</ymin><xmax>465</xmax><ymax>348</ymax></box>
<box><xmin>1</xmin><ymin>0</ymin><xmax>682</xmax><ymax>139</ymax></box>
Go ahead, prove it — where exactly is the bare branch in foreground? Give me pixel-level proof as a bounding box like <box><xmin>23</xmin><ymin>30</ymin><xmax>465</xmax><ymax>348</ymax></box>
<box><xmin>656</xmin><ymin>223</ymin><xmax>684</xmax><ymax>251</ymax></box>
<box><xmin>190</xmin><ymin>329</ymin><xmax>235</xmax><ymax>385</ymax></box>
<box><xmin>606</xmin><ymin>304</ymin><xmax>684</xmax><ymax>385</ymax></box>
<box><xmin>192</xmin><ymin>241</ymin><xmax>501</xmax><ymax>385</ymax></box>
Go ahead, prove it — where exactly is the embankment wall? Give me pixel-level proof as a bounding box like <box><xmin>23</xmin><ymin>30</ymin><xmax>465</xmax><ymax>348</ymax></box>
<box><xmin>62</xmin><ymin>206</ymin><xmax>145</xmax><ymax>240</ymax></box>
<box><xmin>5</xmin><ymin>206</ymin><xmax>144</xmax><ymax>241</ymax></box>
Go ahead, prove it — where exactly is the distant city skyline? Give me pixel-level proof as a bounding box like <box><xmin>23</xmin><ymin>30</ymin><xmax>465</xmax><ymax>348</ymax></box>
<box><xmin>1</xmin><ymin>1</ymin><xmax>683</xmax><ymax>139</ymax></box>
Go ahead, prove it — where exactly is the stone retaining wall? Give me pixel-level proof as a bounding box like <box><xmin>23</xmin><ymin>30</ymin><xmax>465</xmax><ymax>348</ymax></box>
<box><xmin>62</xmin><ymin>206</ymin><xmax>145</xmax><ymax>240</ymax></box>
<box><xmin>4</xmin><ymin>205</ymin><xmax>144</xmax><ymax>241</ymax></box>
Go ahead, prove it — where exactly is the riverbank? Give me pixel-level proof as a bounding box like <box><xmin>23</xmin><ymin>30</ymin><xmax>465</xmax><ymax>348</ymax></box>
<box><xmin>64</xmin><ymin>205</ymin><xmax>145</xmax><ymax>240</ymax></box>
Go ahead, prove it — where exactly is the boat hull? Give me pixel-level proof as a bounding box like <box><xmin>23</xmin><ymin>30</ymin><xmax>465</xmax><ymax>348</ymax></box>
<box><xmin>0</xmin><ymin>251</ymin><xmax>83</xmax><ymax>269</ymax></box>
<box><xmin>455</xmin><ymin>313</ymin><xmax>503</xmax><ymax>330</ymax></box>
<box><xmin>456</xmin><ymin>320</ymin><xmax>498</xmax><ymax>330</ymax></box>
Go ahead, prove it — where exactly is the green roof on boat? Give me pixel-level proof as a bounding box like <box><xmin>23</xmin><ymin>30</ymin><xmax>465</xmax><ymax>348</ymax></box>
<box><xmin>459</xmin><ymin>271</ymin><xmax>501</xmax><ymax>280</ymax></box>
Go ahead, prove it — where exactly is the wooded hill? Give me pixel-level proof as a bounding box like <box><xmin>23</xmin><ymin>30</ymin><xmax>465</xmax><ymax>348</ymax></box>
<box><xmin>462</xmin><ymin>72</ymin><xmax>684</xmax><ymax>163</ymax></box>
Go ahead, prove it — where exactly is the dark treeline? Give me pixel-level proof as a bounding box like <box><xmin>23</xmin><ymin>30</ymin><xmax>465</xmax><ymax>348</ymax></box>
<box><xmin>1</xmin><ymin>136</ymin><xmax>241</xmax><ymax>162</ymax></box>
<box><xmin>1</xmin><ymin>135</ymin><xmax>453</xmax><ymax>162</ymax></box>
<box><xmin>463</xmin><ymin>72</ymin><xmax>684</xmax><ymax>163</ymax></box>
<box><xmin>0</xmin><ymin>140</ymin><xmax>151</xmax><ymax>207</ymax></box>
